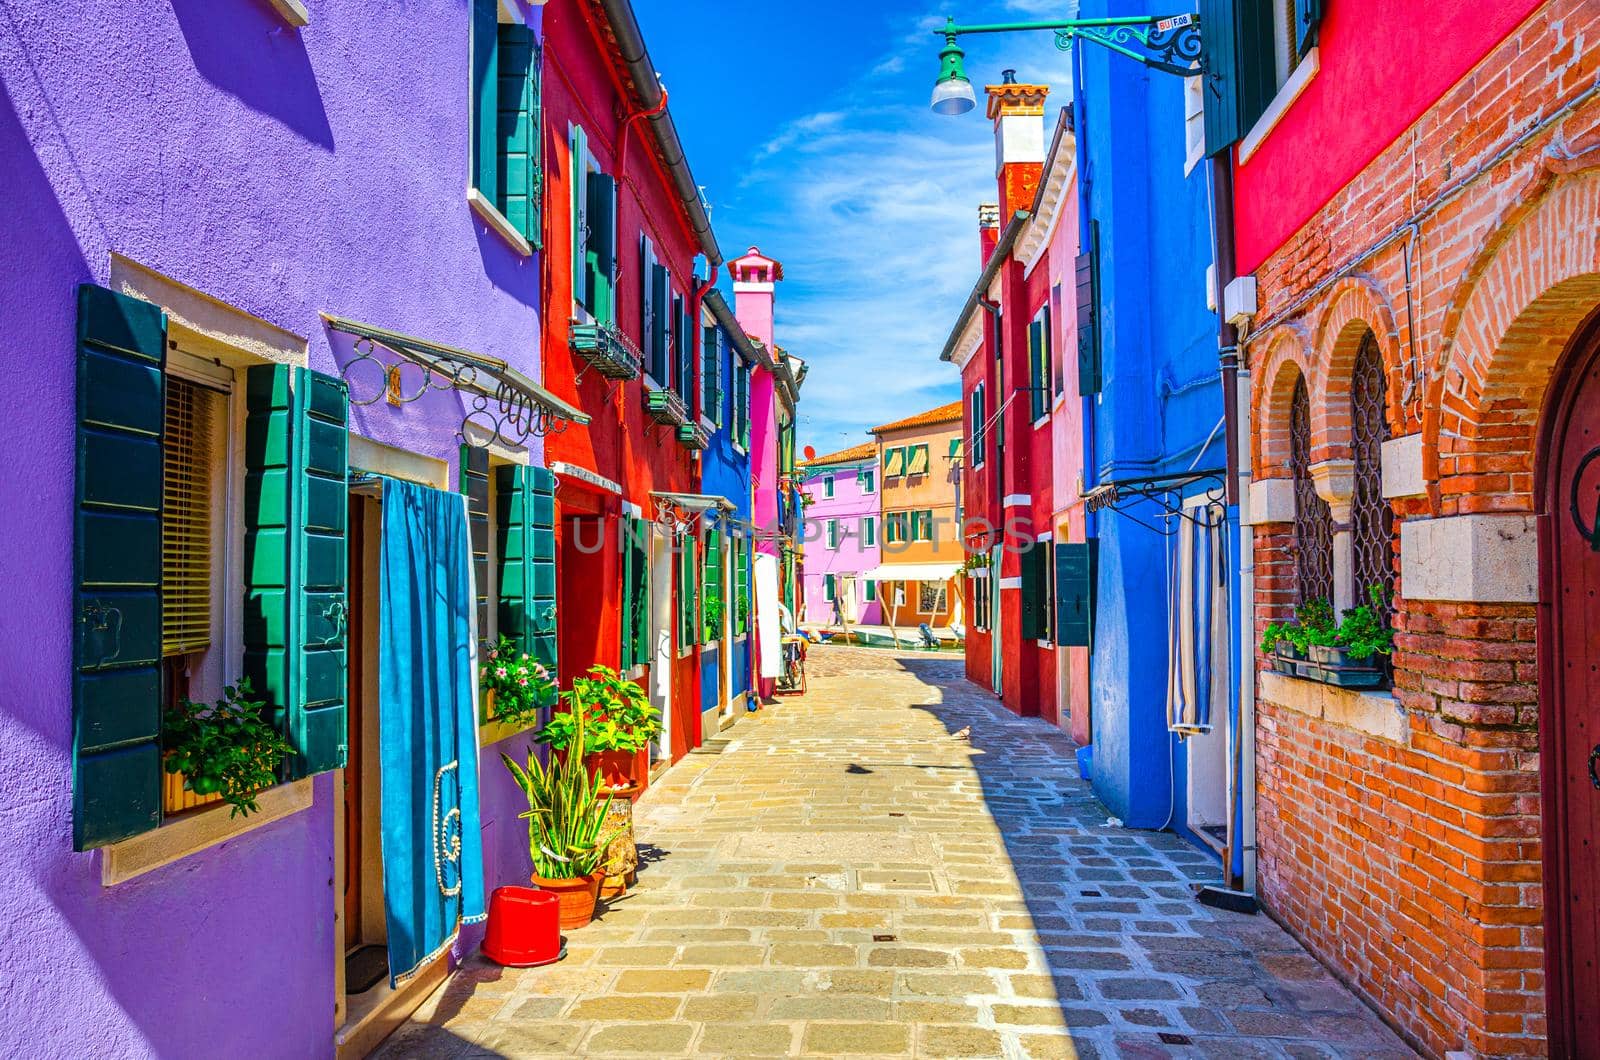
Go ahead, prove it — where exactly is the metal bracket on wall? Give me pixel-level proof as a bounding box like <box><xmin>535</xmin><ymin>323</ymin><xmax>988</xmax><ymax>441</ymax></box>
<box><xmin>1082</xmin><ymin>468</ymin><xmax>1227</xmax><ymax>536</ymax></box>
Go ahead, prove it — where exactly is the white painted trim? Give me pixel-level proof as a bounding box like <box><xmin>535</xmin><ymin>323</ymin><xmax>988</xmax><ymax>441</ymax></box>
<box><xmin>102</xmin><ymin>779</ymin><xmax>314</xmax><ymax>886</ymax></box>
<box><xmin>1032</xmin><ymin>413</ymin><xmax>1050</xmax><ymax>430</ymax></box>
<box><xmin>1238</xmin><ymin>48</ymin><xmax>1320</xmax><ymax>165</ymax></box>
<box><xmin>467</xmin><ymin>189</ymin><xmax>534</xmax><ymax>258</ymax></box>
<box><xmin>349</xmin><ymin>435</ymin><xmax>449</xmax><ymax>489</ymax></box>
<box><xmin>1020</xmin><ymin>153</ymin><xmax>1076</xmax><ymax>279</ymax></box>
<box><xmin>267</xmin><ymin>0</ymin><xmax>309</xmax><ymax>26</ymax></box>
<box><xmin>1002</xmin><ymin>494</ymin><xmax>1030</xmax><ymax>508</ymax></box>
<box><xmin>998</xmin><ymin>576</ymin><xmax>1023</xmax><ymax>589</ymax></box>
<box><xmin>110</xmin><ymin>254</ymin><xmax>308</xmax><ymax>368</ymax></box>
<box><xmin>949</xmin><ymin>311</ymin><xmax>984</xmax><ymax>369</ymax></box>
<box><xmin>1035</xmin><ymin>530</ymin><xmax>1054</xmax><ymax>542</ymax></box>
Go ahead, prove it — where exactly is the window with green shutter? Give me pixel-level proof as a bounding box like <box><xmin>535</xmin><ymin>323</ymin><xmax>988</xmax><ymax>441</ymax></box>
<box><xmin>1077</xmin><ymin>223</ymin><xmax>1102</xmax><ymax>397</ymax></box>
<box><xmin>673</xmin><ymin>294</ymin><xmax>693</xmax><ymax>409</ymax></box>
<box><xmin>1200</xmin><ymin>0</ymin><xmax>1299</xmax><ymax>156</ymax></box>
<box><xmin>969</xmin><ymin>383</ymin><xmax>987</xmax><ymax>469</ymax></box>
<box><xmin>1054</xmin><ymin>539</ymin><xmax>1098</xmax><ymax>647</ymax></box>
<box><xmin>460</xmin><ymin>446</ymin><xmax>493</xmax><ymax>643</ymax></box>
<box><xmin>471</xmin><ymin>2</ymin><xmax>541</xmax><ymax>250</ymax></box>
<box><xmin>734</xmin><ymin>533</ymin><xmax>751</xmax><ymax>636</ymax></box>
<box><xmin>676</xmin><ymin>534</ymin><xmax>698</xmax><ymax>651</ymax></box>
<box><xmin>495</xmin><ymin>465</ymin><xmax>557</xmax><ymax>694</ymax></box>
<box><xmin>702</xmin><ymin>324</ymin><xmax>722</xmax><ymax>426</ymax></box>
<box><xmin>1029</xmin><ymin>305</ymin><xmax>1052</xmax><ymax>421</ymax></box>
<box><xmin>702</xmin><ymin>528</ymin><xmax>724</xmax><ymax>643</ymax></box>
<box><xmin>906</xmin><ymin>445</ymin><xmax>930</xmax><ymax>476</ymax></box>
<box><xmin>620</xmin><ymin>515</ymin><xmax>650</xmax><ymax>669</ymax></box>
<box><xmin>1019</xmin><ymin>542</ymin><xmax>1048</xmax><ymax>641</ymax></box>
<box><xmin>823</xmin><ymin>574</ymin><xmax>836</xmax><ymax>602</ymax></box>
<box><xmin>864</xmin><ymin>578</ymin><xmax>877</xmax><ymax>602</ymax></box>
<box><xmin>243</xmin><ymin>364</ymin><xmax>350</xmax><ymax>780</ymax></box>
<box><xmin>586</xmin><ymin>172</ymin><xmax>617</xmax><ymax>324</ymax></box>
<box><xmin>863</xmin><ymin>517</ymin><xmax>876</xmax><ymax>547</ymax></box>
<box><xmin>883</xmin><ymin>447</ymin><xmax>905</xmax><ymax>478</ymax></box>
<box><xmin>73</xmin><ymin>285</ymin><xmax>167</xmax><ymax>850</ymax></box>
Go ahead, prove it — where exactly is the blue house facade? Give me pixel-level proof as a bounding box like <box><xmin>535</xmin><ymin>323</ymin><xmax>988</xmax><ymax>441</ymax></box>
<box><xmin>1071</xmin><ymin>1</ymin><xmax>1234</xmax><ymax>857</ymax></box>
<box><xmin>698</xmin><ymin>290</ymin><xmax>758</xmax><ymax>730</ymax></box>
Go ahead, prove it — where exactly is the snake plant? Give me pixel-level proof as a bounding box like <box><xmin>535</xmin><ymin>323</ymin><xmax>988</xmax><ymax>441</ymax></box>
<box><xmin>502</xmin><ymin>708</ymin><xmax>618</xmax><ymax>879</ymax></box>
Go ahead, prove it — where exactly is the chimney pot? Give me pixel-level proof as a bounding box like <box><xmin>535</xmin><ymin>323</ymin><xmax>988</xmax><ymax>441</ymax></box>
<box><xmin>1001</xmin><ymin>69</ymin><xmax>1017</xmax><ymax>84</ymax></box>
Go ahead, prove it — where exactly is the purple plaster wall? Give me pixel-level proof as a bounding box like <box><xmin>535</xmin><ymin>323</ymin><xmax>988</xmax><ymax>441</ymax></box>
<box><xmin>799</xmin><ymin>460</ymin><xmax>882</xmax><ymax>626</ymax></box>
<box><xmin>0</xmin><ymin>1</ymin><xmax>545</xmax><ymax>1054</ymax></box>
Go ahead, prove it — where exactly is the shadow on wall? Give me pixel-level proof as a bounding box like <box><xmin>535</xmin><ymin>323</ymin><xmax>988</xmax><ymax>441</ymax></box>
<box><xmin>170</xmin><ymin>0</ymin><xmax>335</xmax><ymax>150</ymax></box>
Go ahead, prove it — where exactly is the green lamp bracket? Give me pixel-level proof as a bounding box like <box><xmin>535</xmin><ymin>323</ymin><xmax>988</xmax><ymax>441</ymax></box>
<box><xmin>940</xmin><ymin>13</ymin><xmax>1203</xmax><ymax>78</ymax></box>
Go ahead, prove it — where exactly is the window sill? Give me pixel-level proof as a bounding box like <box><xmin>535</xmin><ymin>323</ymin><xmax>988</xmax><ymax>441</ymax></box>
<box><xmin>1258</xmin><ymin>670</ymin><xmax>1403</xmax><ymax>743</ymax></box>
<box><xmin>101</xmin><ymin>777</ymin><xmax>314</xmax><ymax>886</ymax></box>
<box><xmin>481</xmin><ymin>713</ymin><xmax>540</xmax><ymax>747</ymax></box>
<box><xmin>267</xmin><ymin>0</ymin><xmax>310</xmax><ymax>26</ymax></box>
<box><xmin>1238</xmin><ymin>48</ymin><xmax>1320</xmax><ymax>165</ymax></box>
<box><xmin>467</xmin><ymin>189</ymin><xmax>534</xmax><ymax>258</ymax></box>
<box><xmin>1032</xmin><ymin>414</ymin><xmax>1050</xmax><ymax>430</ymax></box>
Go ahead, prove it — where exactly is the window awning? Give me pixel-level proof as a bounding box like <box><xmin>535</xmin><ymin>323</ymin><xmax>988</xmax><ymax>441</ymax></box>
<box><xmin>650</xmin><ymin>491</ymin><xmax>735</xmax><ymax>514</ymax></box>
<box><xmin>860</xmin><ymin>562</ymin><xmax>961</xmax><ymax>582</ymax></box>
<box><xmin>325</xmin><ymin>313</ymin><xmax>590</xmax><ymax>450</ymax></box>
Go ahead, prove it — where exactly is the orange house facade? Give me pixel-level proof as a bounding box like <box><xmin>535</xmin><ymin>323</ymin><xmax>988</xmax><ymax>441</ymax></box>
<box><xmin>867</xmin><ymin>403</ymin><xmax>965</xmax><ymax>632</ymax></box>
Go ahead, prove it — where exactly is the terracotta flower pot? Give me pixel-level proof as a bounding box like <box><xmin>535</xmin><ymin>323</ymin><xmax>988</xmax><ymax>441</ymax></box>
<box><xmin>531</xmin><ymin>871</ymin><xmax>604</xmax><ymax>930</ymax></box>
<box><xmin>585</xmin><ymin>749</ymin><xmax>642</xmax><ymax>790</ymax></box>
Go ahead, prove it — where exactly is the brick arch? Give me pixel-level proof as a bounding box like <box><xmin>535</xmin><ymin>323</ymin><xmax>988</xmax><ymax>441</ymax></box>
<box><xmin>1250</xmin><ymin>324</ymin><xmax>1313</xmax><ymax>479</ymax></box>
<box><xmin>1308</xmin><ymin>277</ymin><xmax>1403</xmax><ymax>465</ymax></box>
<box><xmin>1428</xmin><ymin>169</ymin><xmax>1600</xmax><ymax>515</ymax></box>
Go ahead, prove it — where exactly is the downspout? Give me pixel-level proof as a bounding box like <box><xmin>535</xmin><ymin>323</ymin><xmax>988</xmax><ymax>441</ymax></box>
<box><xmin>616</xmin><ymin>89</ymin><xmax>670</xmax><ymax>196</ymax></box>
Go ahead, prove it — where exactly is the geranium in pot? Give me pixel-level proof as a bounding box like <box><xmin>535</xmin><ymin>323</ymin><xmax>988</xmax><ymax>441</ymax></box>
<box><xmin>533</xmin><ymin>666</ymin><xmax>661</xmax><ymax>791</ymax></box>
<box><xmin>501</xmin><ymin>710</ymin><xmax>618</xmax><ymax>930</ymax></box>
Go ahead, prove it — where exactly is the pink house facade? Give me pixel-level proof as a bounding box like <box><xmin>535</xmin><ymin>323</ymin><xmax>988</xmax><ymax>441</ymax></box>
<box><xmin>797</xmin><ymin>443</ymin><xmax>882</xmax><ymax>627</ymax></box>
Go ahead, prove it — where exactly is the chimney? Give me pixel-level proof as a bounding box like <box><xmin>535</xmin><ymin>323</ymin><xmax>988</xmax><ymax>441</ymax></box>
<box><xmin>978</xmin><ymin>203</ymin><xmax>1001</xmax><ymax>266</ymax></box>
<box><xmin>728</xmin><ymin>245</ymin><xmax>783</xmax><ymax>348</ymax></box>
<box><xmin>986</xmin><ymin>69</ymin><xmax>1048</xmax><ymax>223</ymax></box>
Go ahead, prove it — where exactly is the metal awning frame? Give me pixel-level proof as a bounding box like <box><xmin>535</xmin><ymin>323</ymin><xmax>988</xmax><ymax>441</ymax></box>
<box><xmin>325</xmin><ymin>313</ymin><xmax>590</xmax><ymax>451</ymax></box>
<box><xmin>1081</xmin><ymin>468</ymin><xmax>1227</xmax><ymax>537</ymax></box>
<box><xmin>649</xmin><ymin>491</ymin><xmax>736</xmax><ymax>536</ymax></box>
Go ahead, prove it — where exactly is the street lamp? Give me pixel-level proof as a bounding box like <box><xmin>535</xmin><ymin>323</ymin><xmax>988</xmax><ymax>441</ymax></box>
<box><xmin>928</xmin><ymin>11</ymin><xmax>1202</xmax><ymax>115</ymax></box>
<box><xmin>930</xmin><ymin>19</ymin><xmax>977</xmax><ymax>115</ymax></box>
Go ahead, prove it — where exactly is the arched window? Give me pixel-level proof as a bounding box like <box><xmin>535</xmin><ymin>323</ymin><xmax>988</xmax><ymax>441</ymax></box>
<box><xmin>1290</xmin><ymin>376</ymin><xmax>1334</xmax><ymax>604</ymax></box>
<box><xmin>1350</xmin><ymin>332</ymin><xmax>1395</xmax><ymax>616</ymax></box>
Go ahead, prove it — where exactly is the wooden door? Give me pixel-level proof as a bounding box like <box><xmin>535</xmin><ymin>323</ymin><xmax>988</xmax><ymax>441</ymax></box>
<box><xmin>1541</xmin><ymin>314</ymin><xmax>1600</xmax><ymax>1056</ymax></box>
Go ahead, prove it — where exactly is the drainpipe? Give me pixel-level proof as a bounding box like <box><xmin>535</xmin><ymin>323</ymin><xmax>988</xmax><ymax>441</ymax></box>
<box><xmin>616</xmin><ymin>89</ymin><xmax>671</xmax><ymax>198</ymax></box>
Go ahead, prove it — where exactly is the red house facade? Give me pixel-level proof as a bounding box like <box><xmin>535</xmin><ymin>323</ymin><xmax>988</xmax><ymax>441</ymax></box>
<box><xmin>540</xmin><ymin>0</ymin><xmax>720</xmax><ymax>765</ymax></box>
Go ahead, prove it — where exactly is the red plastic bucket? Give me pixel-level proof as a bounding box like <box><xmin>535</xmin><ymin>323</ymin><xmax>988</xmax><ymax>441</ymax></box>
<box><xmin>482</xmin><ymin>886</ymin><xmax>565</xmax><ymax>967</ymax></box>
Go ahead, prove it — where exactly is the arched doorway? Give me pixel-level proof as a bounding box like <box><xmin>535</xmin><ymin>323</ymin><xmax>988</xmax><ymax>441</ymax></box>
<box><xmin>1538</xmin><ymin>307</ymin><xmax>1600</xmax><ymax>1056</ymax></box>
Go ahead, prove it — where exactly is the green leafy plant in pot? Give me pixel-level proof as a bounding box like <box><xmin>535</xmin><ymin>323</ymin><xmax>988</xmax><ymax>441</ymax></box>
<box><xmin>533</xmin><ymin>665</ymin><xmax>662</xmax><ymax>791</ymax></box>
<box><xmin>162</xmin><ymin>678</ymin><xmax>292</xmax><ymax>818</ymax></box>
<box><xmin>480</xmin><ymin>634</ymin><xmax>557</xmax><ymax>728</ymax></box>
<box><xmin>502</xmin><ymin>706</ymin><xmax>619</xmax><ymax>929</ymax></box>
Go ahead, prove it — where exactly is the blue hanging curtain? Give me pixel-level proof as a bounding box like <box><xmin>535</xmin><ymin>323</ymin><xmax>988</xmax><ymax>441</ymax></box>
<box><xmin>379</xmin><ymin>476</ymin><xmax>486</xmax><ymax>986</ymax></box>
<box><xmin>1167</xmin><ymin>502</ymin><xmax>1229</xmax><ymax>734</ymax></box>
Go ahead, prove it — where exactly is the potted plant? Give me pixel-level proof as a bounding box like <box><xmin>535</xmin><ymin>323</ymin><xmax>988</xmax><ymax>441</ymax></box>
<box><xmin>1260</xmin><ymin>622</ymin><xmax>1296</xmax><ymax>673</ymax></box>
<box><xmin>1315</xmin><ymin>586</ymin><xmax>1393</xmax><ymax>687</ymax></box>
<box><xmin>162</xmin><ymin>678</ymin><xmax>293</xmax><ymax>818</ymax></box>
<box><xmin>481</xmin><ymin>635</ymin><xmax>557</xmax><ymax>728</ymax></box>
<box><xmin>502</xmin><ymin>708</ymin><xmax>619</xmax><ymax>930</ymax></box>
<box><xmin>534</xmin><ymin>666</ymin><xmax>661</xmax><ymax>791</ymax></box>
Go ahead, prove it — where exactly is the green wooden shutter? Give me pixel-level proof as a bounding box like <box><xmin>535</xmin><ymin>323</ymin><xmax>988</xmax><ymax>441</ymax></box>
<box><xmin>244</xmin><ymin>365</ymin><xmax>349</xmax><ymax>779</ymax></box>
<box><xmin>702</xmin><ymin>325</ymin><xmax>721</xmax><ymax>425</ymax></box>
<box><xmin>619</xmin><ymin>515</ymin><xmax>634</xmax><ymax>670</ymax></box>
<box><xmin>734</xmin><ymin>534</ymin><xmax>750</xmax><ymax>636</ymax></box>
<box><xmin>1202</xmin><ymin>0</ymin><xmax>1278</xmax><ymax>155</ymax></box>
<box><xmin>73</xmin><ymin>284</ymin><xmax>166</xmax><ymax>850</ymax></box>
<box><xmin>653</xmin><ymin>264</ymin><xmax>671</xmax><ymax>384</ymax></box>
<box><xmin>1019</xmin><ymin>543</ymin><xmax>1045</xmax><ymax>641</ymax></box>
<box><xmin>702</xmin><ymin>528</ymin><xmax>723</xmax><ymax>642</ymax></box>
<box><xmin>470</xmin><ymin>0</ymin><xmax>499</xmax><ymax>205</ymax></box>
<box><xmin>675</xmin><ymin>535</ymin><xmax>695</xmax><ymax>648</ymax></box>
<box><xmin>1054</xmin><ymin>540</ymin><xmax>1098</xmax><ymax>647</ymax></box>
<box><xmin>1295</xmin><ymin>0</ymin><xmax>1323</xmax><ymax>57</ymax></box>
<box><xmin>570</xmin><ymin>125</ymin><xmax>589</xmax><ymax>312</ymax></box>
<box><xmin>587</xmin><ymin>172</ymin><xmax>617</xmax><ymax>324</ymax></box>
<box><xmin>620</xmin><ymin>515</ymin><xmax>650</xmax><ymax>669</ymax></box>
<box><xmin>496</xmin><ymin>465</ymin><xmax>557</xmax><ymax>688</ymax></box>
<box><xmin>496</xmin><ymin>23</ymin><xmax>539</xmax><ymax>244</ymax></box>
<box><xmin>1028</xmin><ymin>318</ymin><xmax>1044</xmax><ymax>420</ymax></box>
<box><xmin>640</xmin><ymin>237</ymin><xmax>657</xmax><ymax>378</ymax></box>
<box><xmin>460</xmin><ymin>445</ymin><xmax>491</xmax><ymax>642</ymax></box>
<box><xmin>674</xmin><ymin>294</ymin><xmax>692</xmax><ymax>406</ymax></box>
<box><xmin>1076</xmin><ymin>224</ymin><xmax>1102</xmax><ymax>397</ymax></box>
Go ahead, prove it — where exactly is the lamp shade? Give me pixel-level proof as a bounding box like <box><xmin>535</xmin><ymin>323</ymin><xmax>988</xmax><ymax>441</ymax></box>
<box><xmin>931</xmin><ymin>28</ymin><xmax>976</xmax><ymax>115</ymax></box>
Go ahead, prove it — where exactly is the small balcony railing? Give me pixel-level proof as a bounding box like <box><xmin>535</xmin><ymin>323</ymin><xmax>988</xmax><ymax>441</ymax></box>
<box><xmin>643</xmin><ymin>386</ymin><xmax>688</xmax><ymax>426</ymax></box>
<box><xmin>676</xmin><ymin>420</ymin><xmax>711</xmax><ymax>450</ymax></box>
<box><xmin>569</xmin><ymin>320</ymin><xmax>642</xmax><ymax>380</ymax></box>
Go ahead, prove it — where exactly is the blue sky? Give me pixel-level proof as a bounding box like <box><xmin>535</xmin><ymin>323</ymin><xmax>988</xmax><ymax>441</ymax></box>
<box><xmin>635</xmin><ymin>1</ymin><xmax>1076</xmax><ymax>457</ymax></box>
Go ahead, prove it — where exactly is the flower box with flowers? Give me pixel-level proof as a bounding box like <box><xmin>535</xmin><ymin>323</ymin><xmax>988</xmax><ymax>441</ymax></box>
<box><xmin>480</xmin><ymin>635</ymin><xmax>558</xmax><ymax>733</ymax></box>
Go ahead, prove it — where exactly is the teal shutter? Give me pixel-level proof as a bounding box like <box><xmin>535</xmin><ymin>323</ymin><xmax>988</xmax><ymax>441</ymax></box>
<box><xmin>1054</xmin><ymin>540</ymin><xmax>1098</xmax><ymax>647</ymax></box>
<box><xmin>587</xmin><ymin>172</ymin><xmax>617</xmax><ymax>323</ymax></box>
<box><xmin>702</xmin><ymin>325</ymin><xmax>721</xmax><ymax>425</ymax></box>
<box><xmin>570</xmin><ymin>125</ymin><xmax>589</xmax><ymax>311</ymax></box>
<box><xmin>703</xmin><ymin>529</ymin><xmax>723</xmax><ymax>641</ymax></box>
<box><xmin>1028</xmin><ymin>318</ymin><xmax>1045</xmax><ymax>420</ymax></box>
<box><xmin>470</xmin><ymin>0</ymin><xmax>499</xmax><ymax>204</ymax></box>
<box><xmin>1202</xmin><ymin>0</ymin><xmax>1278</xmax><ymax>155</ymax></box>
<box><xmin>1076</xmin><ymin>224</ymin><xmax>1102</xmax><ymax>396</ymax></box>
<box><xmin>1019</xmin><ymin>543</ymin><xmax>1045</xmax><ymax>641</ymax></box>
<box><xmin>460</xmin><ymin>445</ymin><xmax>491</xmax><ymax>642</ymax></box>
<box><xmin>674</xmin><ymin>295</ymin><xmax>692</xmax><ymax>406</ymax></box>
<box><xmin>496</xmin><ymin>465</ymin><xmax>557</xmax><ymax>687</ymax></box>
<box><xmin>1295</xmin><ymin>0</ymin><xmax>1323</xmax><ymax>57</ymax></box>
<box><xmin>496</xmin><ymin>23</ymin><xmax>540</xmax><ymax>244</ymax></box>
<box><xmin>734</xmin><ymin>535</ymin><xmax>750</xmax><ymax>636</ymax></box>
<box><xmin>653</xmin><ymin>264</ymin><xmax>671</xmax><ymax>383</ymax></box>
<box><xmin>73</xmin><ymin>284</ymin><xmax>166</xmax><ymax>850</ymax></box>
<box><xmin>244</xmin><ymin>365</ymin><xmax>349</xmax><ymax>779</ymax></box>
<box><xmin>620</xmin><ymin>515</ymin><xmax>649</xmax><ymax>669</ymax></box>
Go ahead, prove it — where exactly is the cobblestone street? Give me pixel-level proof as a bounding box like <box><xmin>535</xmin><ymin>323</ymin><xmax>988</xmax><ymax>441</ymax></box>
<box><xmin>386</xmin><ymin>648</ymin><xmax>1414</xmax><ymax>1058</ymax></box>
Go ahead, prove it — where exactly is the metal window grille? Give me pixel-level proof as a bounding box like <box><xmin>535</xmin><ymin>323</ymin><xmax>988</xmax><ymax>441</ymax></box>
<box><xmin>1290</xmin><ymin>377</ymin><xmax>1334</xmax><ymax>605</ymax></box>
<box><xmin>1350</xmin><ymin>332</ymin><xmax>1395</xmax><ymax>618</ymax></box>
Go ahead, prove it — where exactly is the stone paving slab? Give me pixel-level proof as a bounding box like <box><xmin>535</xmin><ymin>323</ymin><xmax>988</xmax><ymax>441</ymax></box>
<box><xmin>380</xmin><ymin>647</ymin><xmax>1416</xmax><ymax>1059</ymax></box>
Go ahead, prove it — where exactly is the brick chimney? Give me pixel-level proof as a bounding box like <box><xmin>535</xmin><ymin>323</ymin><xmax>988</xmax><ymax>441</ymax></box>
<box><xmin>978</xmin><ymin>203</ymin><xmax>1000</xmax><ymax>266</ymax></box>
<box><xmin>986</xmin><ymin>70</ymin><xmax>1048</xmax><ymax>223</ymax></box>
<box><xmin>728</xmin><ymin>246</ymin><xmax>783</xmax><ymax>348</ymax></box>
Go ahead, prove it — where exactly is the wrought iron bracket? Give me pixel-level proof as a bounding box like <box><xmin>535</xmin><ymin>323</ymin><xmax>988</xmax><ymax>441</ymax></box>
<box><xmin>945</xmin><ymin>13</ymin><xmax>1202</xmax><ymax>77</ymax></box>
<box><xmin>1082</xmin><ymin>468</ymin><xmax>1227</xmax><ymax>536</ymax></box>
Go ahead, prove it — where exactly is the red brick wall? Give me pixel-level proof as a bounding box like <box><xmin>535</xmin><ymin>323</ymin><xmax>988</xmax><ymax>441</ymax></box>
<box><xmin>1243</xmin><ymin>1</ymin><xmax>1600</xmax><ymax>1053</ymax></box>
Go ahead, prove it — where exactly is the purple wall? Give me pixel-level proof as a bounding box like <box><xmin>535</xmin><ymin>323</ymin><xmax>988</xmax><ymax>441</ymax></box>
<box><xmin>0</xmin><ymin>1</ymin><xmax>545</xmax><ymax>1054</ymax></box>
<box><xmin>799</xmin><ymin>460</ymin><xmax>882</xmax><ymax>626</ymax></box>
